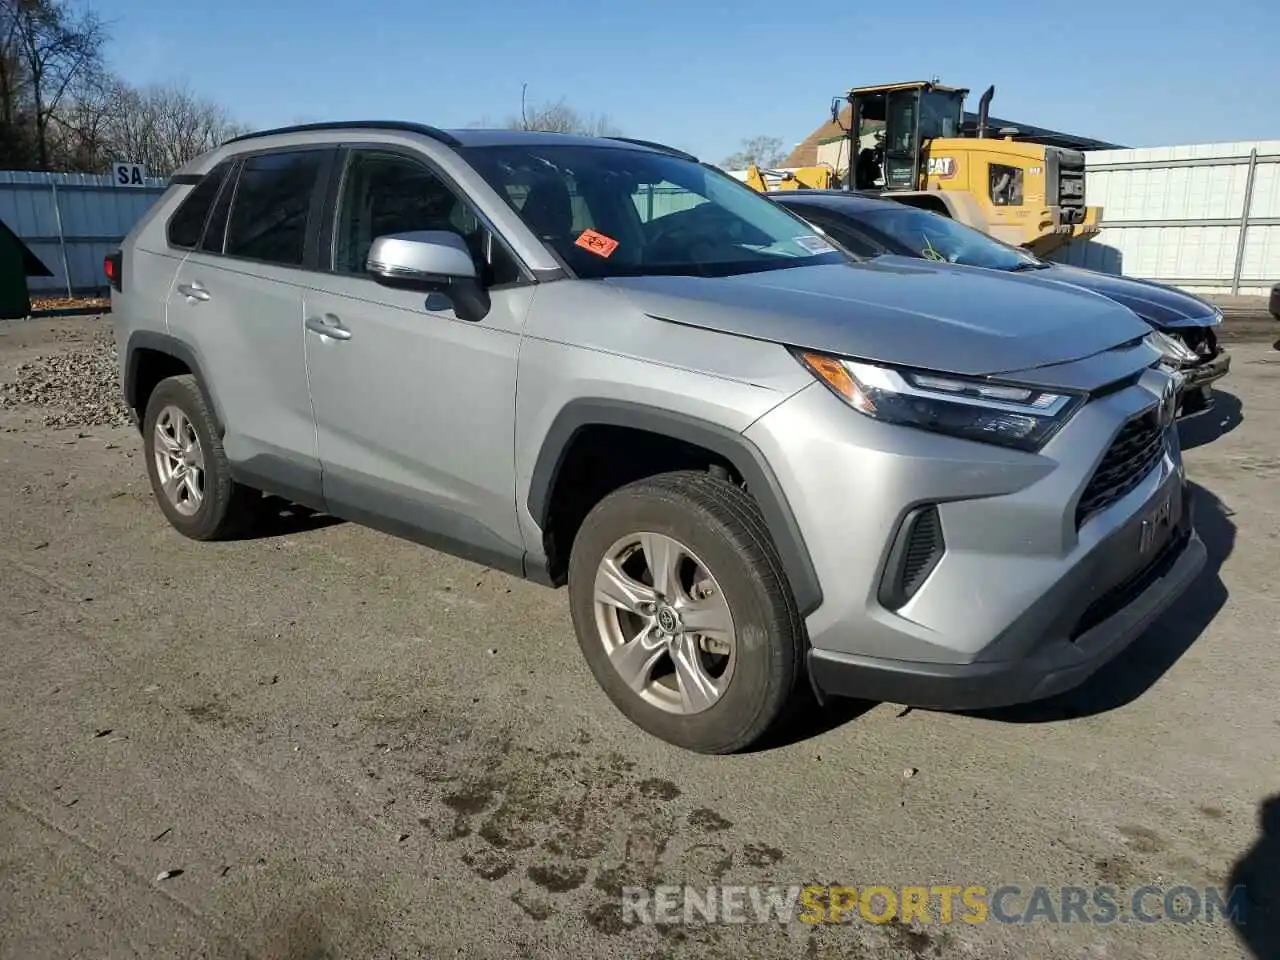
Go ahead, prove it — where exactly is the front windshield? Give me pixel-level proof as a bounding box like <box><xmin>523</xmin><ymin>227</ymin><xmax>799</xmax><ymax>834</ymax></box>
<box><xmin>461</xmin><ymin>144</ymin><xmax>849</xmax><ymax>279</ymax></box>
<box><xmin>858</xmin><ymin>205</ymin><xmax>1041</xmax><ymax>271</ymax></box>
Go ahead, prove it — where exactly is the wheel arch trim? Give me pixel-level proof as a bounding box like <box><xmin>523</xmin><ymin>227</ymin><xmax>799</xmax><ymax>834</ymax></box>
<box><xmin>526</xmin><ymin>398</ymin><xmax>823</xmax><ymax>616</ymax></box>
<box><xmin>124</xmin><ymin>331</ymin><xmax>224</xmax><ymax>435</ymax></box>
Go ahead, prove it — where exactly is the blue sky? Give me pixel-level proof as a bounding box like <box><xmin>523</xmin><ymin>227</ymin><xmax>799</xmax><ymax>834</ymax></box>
<box><xmin>105</xmin><ymin>0</ymin><xmax>1277</xmax><ymax>163</ymax></box>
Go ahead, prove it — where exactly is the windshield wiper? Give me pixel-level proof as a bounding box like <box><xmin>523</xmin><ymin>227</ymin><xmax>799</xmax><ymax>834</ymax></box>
<box><xmin>1009</xmin><ymin>260</ymin><xmax>1052</xmax><ymax>271</ymax></box>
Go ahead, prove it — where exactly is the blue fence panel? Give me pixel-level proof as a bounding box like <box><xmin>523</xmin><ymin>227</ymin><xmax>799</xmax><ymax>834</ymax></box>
<box><xmin>0</xmin><ymin>171</ymin><xmax>169</xmax><ymax>294</ymax></box>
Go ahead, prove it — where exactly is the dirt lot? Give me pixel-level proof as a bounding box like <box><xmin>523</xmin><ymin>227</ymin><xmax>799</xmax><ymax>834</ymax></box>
<box><xmin>1</xmin><ymin>316</ymin><xmax>1277</xmax><ymax>960</ymax></box>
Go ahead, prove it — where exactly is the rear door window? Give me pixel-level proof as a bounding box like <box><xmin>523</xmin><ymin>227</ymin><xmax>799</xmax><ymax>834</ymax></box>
<box><xmin>166</xmin><ymin>162</ymin><xmax>232</xmax><ymax>249</ymax></box>
<box><xmin>224</xmin><ymin>149</ymin><xmax>328</xmax><ymax>267</ymax></box>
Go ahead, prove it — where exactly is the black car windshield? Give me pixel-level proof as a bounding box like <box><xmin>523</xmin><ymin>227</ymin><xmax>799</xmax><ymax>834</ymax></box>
<box><xmin>461</xmin><ymin>144</ymin><xmax>849</xmax><ymax>279</ymax></box>
<box><xmin>856</xmin><ymin>204</ymin><xmax>1043</xmax><ymax>271</ymax></box>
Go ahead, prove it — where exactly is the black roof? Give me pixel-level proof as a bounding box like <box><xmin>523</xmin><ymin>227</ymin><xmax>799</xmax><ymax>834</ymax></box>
<box><xmin>964</xmin><ymin>111</ymin><xmax>1125</xmax><ymax>152</ymax></box>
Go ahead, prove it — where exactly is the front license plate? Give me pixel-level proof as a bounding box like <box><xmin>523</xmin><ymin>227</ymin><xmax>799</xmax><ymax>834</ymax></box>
<box><xmin>1138</xmin><ymin>490</ymin><xmax>1176</xmax><ymax>554</ymax></box>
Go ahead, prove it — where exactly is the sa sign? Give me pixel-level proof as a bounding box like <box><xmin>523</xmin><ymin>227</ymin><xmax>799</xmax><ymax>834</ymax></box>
<box><xmin>111</xmin><ymin>162</ymin><xmax>147</xmax><ymax>187</ymax></box>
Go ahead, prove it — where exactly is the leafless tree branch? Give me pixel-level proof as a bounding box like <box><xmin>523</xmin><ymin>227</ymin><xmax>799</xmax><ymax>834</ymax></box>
<box><xmin>503</xmin><ymin>92</ymin><xmax>621</xmax><ymax>137</ymax></box>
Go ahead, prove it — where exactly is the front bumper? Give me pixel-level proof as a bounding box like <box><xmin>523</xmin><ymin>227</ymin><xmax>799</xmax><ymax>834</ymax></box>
<box><xmin>744</xmin><ymin>365</ymin><xmax>1202</xmax><ymax>711</ymax></box>
<box><xmin>1179</xmin><ymin>349</ymin><xmax>1231</xmax><ymax>390</ymax></box>
<box><xmin>1174</xmin><ymin>349</ymin><xmax>1231</xmax><ymax>417</ymax></box>
<box><xmin>807</xmin><ymin>484</ymin><xmax>1204</xmax><ymax>709</ymax></box>
<box><xmin>1172</xmin><ymin>348</ymin><xmax>1233</xmax><ymax>419</ymax></box>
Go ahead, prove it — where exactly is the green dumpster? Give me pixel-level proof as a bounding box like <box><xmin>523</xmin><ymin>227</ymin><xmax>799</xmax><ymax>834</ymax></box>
<box><xmin>0</xmin><ymin>217</ymin><xmax>53</xmax><ymax>320</ymax></box>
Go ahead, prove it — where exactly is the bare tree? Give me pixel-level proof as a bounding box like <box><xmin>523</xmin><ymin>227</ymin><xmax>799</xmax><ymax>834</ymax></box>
<box><xmin>720</xmin><ymin>135</ymin><xmax>786</xmax><ymax>170</ymax></box>
<box><xmin>0</xmin><ymin>1</ymin><xmax>249</xmax><ymax>173</ymax></box>
<box><xmin>0</xmin><ymin>1</ymin><xmax>37</xmax><ymax>164</ymax></box>
<box><xmin>505</xmin><ymin>90</ymin><xmax>620</xmax><ymax>137</ymax></box>
<box><xmin>7</xmin><ymin>0</ymin><xmax>107</xmax><ymax>169</ymax></box>
<box><xmin>79</xmin><ymin>81</ymin><xmax>247</xmax><ymax>176</ymax></box>
<box><xmin>43</xmin><ymin>67</ymin><xmax>122</xmax><ymax>168</ymax></box>
<box><xmin>0</xmin><ymin>2</ymin><xmax>28</xmax><ymax>126</ymax></box>
<box><xmin>130</xmin><ymin>82</ymin><xmax>247</xmax><ymax>174</ymax></box>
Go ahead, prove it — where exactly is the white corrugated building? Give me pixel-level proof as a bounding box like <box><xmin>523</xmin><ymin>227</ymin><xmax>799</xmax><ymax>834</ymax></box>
<box><xmin>1052</xmin><ymin>140</ymin><xmax>1280</xmax><ymax>296</ymax></box>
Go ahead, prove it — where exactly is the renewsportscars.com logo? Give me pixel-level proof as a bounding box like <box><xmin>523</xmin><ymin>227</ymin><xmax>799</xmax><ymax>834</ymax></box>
<box><xmin>621</xmin><ymin>884</ymin><xmax>1251</xmax><ymax>927</ymax></box>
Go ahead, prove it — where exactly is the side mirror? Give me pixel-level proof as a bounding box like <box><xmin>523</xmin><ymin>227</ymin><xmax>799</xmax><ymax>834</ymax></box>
<box><xmin>367</xmin><ymin>230</ymin><xmax>477</xmax><ymax>285</ymax></box>
<box><xmin>366</xmin><ymin>230</ymin><xmax>489</xmax><ymax>322</ymax></box>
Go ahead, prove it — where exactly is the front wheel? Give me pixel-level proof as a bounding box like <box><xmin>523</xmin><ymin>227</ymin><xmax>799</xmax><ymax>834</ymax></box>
<box><xmin>567</xmin><ymin>470</ymin><xmax>806</xmax><ymax>754</ymax></box>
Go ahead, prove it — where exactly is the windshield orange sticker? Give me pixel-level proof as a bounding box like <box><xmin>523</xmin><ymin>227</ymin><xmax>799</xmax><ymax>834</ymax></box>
<box><xmin>575</xmin><ymin>229</ymin><xmax>619</xmax><ymax>258</ymax></box>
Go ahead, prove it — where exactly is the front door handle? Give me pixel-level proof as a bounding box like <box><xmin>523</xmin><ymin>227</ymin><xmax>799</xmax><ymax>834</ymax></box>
<box><xmin>305</xmin><ymin>314</ymin><xmax>352</xmax><ymax>341</ymax></box>
<box><xmin>176</xmin><ymin>281</ymin><xmax>210</xmax><ymax>302</ymax></box>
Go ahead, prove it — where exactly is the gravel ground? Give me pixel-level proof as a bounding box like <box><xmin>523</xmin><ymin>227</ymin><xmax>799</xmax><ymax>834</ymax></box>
<box><xmin>0</xmin><ymin>323</ymin><xmax>130</xmax><ymax>428</ymax></box>
<box><xmin>0</xmin><ymin>316</ymin><xmax>1277</xmax><ymax>960</ymax></box>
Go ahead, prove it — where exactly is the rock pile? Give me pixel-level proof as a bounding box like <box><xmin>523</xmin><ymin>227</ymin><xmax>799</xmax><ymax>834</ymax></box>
<box><xmin>0</xmin><ymin>327</ymin><xmax>132</xmax><ymax>428</ymax></box>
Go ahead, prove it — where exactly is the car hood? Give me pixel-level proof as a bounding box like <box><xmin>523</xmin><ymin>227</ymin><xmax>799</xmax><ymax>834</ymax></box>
<box><xmin>1029</xmin><ymin>263</ymin><xmax>1221</xmax><ymax>329</ymax></box>
<box><xmin>603</xmin><ymin>257</ymin><xmax>1153</xmax><ymax>378</ymax></box>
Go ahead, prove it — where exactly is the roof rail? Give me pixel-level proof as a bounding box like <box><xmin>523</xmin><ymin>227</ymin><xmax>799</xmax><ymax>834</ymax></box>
<box><xmin>604</xmin><ymin>137</ymin><xmax>698</xmax><ymax>163</ymax></box>
<box><xmin>223</xmin><ymin>120</ymin><xmax>462</xmax><ymax>148</ymax></box>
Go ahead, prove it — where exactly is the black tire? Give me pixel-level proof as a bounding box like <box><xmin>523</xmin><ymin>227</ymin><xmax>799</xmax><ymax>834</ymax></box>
<box><xmin>141</xmin><ymin>374</ymin><xmax>261</xmax><ymax>541</ymax></box>
<box><xmin>567</xmin><ymin>470</ymin><xmax>806</xmax><ymax>754</ymax></box>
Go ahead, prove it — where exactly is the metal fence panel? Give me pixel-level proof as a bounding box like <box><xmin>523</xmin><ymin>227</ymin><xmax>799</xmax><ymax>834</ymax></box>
<box><xmin>1051</xmin><ymin>140</ymin><xmax>1280</xmax><ymax>296</ymax></box>
<box><xmin>1250</xmin><ymin>159</ymin><xmax>1280</xmax><ymax>218</ymax></box>
<box><xmin>0</xmin><ymin>171</ymin><xmax>168</xmax><ymax>295</ymax></box>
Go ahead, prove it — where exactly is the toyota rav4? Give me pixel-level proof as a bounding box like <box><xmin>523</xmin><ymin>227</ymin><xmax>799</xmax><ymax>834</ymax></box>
<box><xmin>107</xmin><ymin>123</ymin><xmax>1206</xmax><ymax>753</ymax></box>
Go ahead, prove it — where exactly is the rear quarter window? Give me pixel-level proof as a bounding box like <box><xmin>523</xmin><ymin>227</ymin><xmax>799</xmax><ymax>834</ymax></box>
<box><xmin>165</xmin><ymin>162</ymin><xmax>232</xmax><ymax>249</ymax></box>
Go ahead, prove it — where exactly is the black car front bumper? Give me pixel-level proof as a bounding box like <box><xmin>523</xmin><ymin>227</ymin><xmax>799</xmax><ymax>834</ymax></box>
<box><xmin>1181</xmin><ymin>349</ymin><xmax>1232</xmax><ymax>389</ymax></box>
<box><xmin>1174</xmin><ymin>349</ymin><xmax>1231</xmax><ymax>417</ymax></box>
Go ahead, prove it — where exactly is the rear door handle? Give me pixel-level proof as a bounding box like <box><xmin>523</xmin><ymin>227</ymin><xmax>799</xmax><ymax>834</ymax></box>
<box><xmin>305</xmin><ymin>313</ymin><xmax>352</xmax><ymax>341</ymax></box>
<box><xmin>176</xmin><ymin>281</ymin><xmax>210</xmax><ymax>302</ymax></box>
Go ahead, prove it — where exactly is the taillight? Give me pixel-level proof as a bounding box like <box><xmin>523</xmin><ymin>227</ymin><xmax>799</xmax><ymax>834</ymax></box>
<box><xmin>104</xmin><ymin>251</ymin><xmax>122</xmax><ymax>292</ymax></box>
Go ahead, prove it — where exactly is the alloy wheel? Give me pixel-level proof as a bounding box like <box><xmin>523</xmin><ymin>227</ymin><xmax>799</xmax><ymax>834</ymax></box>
<box><xmin>592</xmin><ymin>531</ymin><xmax>736</xmax><ymax>715</ymax></box>
<box><xmin>153</xmin><ymin>405</ymin><xmax>205</xmax><ymax>517</ymax></box>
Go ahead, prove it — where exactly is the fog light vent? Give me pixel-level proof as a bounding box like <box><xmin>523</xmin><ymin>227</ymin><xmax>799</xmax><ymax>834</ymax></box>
<box><xmin>879</xmin><ymin>505</ymin><xmax>945</xmax><ymax>611</ymax></box>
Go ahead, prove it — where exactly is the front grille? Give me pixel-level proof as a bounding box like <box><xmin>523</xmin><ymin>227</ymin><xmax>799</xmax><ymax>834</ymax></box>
<box><xmin>1076</xmin><ymin>412</ymin><xmax>1165</xmax><ymax>526</ymax></box>
<box><xmin>879</xmin><ymin>505</ymin><xmax>945</xmax><ymax>610</ymax></box>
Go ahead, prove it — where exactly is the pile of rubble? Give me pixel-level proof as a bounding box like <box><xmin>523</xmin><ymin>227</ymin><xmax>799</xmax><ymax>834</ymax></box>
<box><xmin>0</xmin><ymin>326</ymin><xmax>132</xmax><ymax>428</ymax></box>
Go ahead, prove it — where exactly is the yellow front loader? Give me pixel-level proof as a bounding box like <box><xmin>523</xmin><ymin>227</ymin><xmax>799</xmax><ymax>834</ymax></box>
<box><xmin>833</xmin><ymin>81</ymin><xmax>1102</xmax><ymax>257</ymax></box>
<box><xmin>742</xmin><ymin>163</ymin><xmax>841</xmax><ymax>192</ymax></box>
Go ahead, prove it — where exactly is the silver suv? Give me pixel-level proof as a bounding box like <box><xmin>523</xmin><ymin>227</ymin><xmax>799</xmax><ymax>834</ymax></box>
<box><xmin>108</xmin><ymin>123</ymin><xmax>1206</xmax><ymax>753</ymax></box>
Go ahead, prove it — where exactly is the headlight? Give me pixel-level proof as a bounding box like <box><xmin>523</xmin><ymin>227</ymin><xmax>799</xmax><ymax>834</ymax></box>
<box><xmin>794</xmin><ymin>350</ymin><xmax>1084</xmax><ymax>451</ymax></box>
<box><xmin>1144</xmin><ymin>329</ymin><xmax>1198</xmax><ymax>368</ymax></box>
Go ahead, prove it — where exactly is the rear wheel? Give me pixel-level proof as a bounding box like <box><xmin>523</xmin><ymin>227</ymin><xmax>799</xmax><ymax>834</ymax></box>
<box><xmin>567</xmin><ymin>470</ymin><xmax>806</xmax><ymax>753</ymax></box>
<box><xmin>142</xmin><ymin>374</ymin><xmax>261</xmax><ymax>540</ymax></box>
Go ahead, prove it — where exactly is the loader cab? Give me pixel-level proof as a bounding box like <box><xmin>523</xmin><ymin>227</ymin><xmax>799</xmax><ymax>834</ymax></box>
<box><xmin>846</xmin><ymin>81</ymin><xmax>966</xmax><ymax>191</ymax></box>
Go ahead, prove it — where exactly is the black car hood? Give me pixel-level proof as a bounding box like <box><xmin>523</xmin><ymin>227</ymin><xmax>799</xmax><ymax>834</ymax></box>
<box><xmin>1032</xmin><ymin>263</ymin><xmax>1222</xmax><ymax>329</ymax></box>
